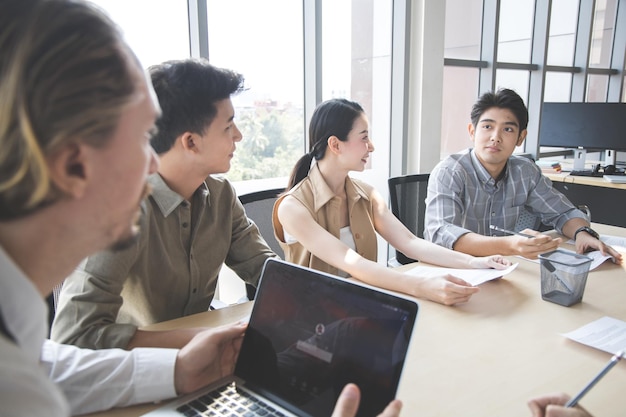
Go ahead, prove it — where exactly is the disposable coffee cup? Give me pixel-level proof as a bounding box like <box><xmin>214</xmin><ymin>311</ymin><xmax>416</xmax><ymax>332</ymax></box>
<box><xmin>538</xmin><ymin>249</ymin><xmax>592</xmax><ymax>307</ymax></box>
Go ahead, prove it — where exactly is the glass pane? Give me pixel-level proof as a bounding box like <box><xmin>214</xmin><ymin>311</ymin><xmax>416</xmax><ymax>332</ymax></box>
<box><xmin>322</xmin><ymin>1</ymin><xmax>352</xmax><ymax>100</ymax></box>
<box><xmin>441</xmin><ymin>66</ymin><xmax>479</xmax><ymax>159</ymax></box>
<box><xmin>206</xmin><ymin>0</ymin><xmax>304</xmax><ymax>181</ymax></box>
<box><xmin>321</xmin><ymin>0</ymin><xmax>393</xmax><ymax>175</ymax></box>
<box><xmin>589</xmin><ymin>0</ymin><xmax>617</xmax><ymax>68</ymax></box>
<box><xmin>444</xmin><ymin>0</ymin><xmax>483</xmax><ymax>60</ymax></box>
<box><xmin>89</xmin><ymin>0</ymin><xmax>189</xmax><ymax>68</ymax></box>
<box><xmin>547</xmin><ymin>0</ymin><xmax>579</xmax><ymax>66</ymax></box>
<box><xmin>495</xmin><ymin>69</ymin><xmax>530</xmax><ymax>99</ymax></box>
<box><xmin>586</xmin><ymin>74</ymin><xmax>609</xmax><ymax>102</ymax></box>
<box><xmin>497</xmin><ymin>0</ymin><xmax>535</xmax><ymax>63</ymax></box>
<box><xmin>543</xmin><ymin>72</ymin><xmax>572</xmax><ymax>102</ymax></box>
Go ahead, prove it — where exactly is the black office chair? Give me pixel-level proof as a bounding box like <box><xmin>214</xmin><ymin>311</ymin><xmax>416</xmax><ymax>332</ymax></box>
<box><xmin>514</xmin><ymin>208</ymin><xmax>543</xmax><ymax>232</ymax></box>
<box><xmin>238</xmin><ymin>188</ymin><xmax>285</xmax><ymax>299</ymax></box>
<box><xmin>388</xmin><ymin>174</ymin><xmax>430</xmax><ymax>265</ymax></box>
<box><xmin>514</xmin><ymin>205</ymin><xmax>590</xmax><ymax>234</ymax></box>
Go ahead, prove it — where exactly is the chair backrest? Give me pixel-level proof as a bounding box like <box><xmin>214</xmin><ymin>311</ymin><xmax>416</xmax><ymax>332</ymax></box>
<box><xmin>514</xmin><ymin>208</ymin><xmax>542</xmax><ymax>232</ymax></box>
<box><xmin>238</xmin><ymin>188</ymin><xmax>285</xmax><ymax>259</ymax></box>
<box><xmin>388</xmin><ymin>174</ymin><xmax>430</xmax><ymax>265</ymax></box>
<box><xmin>514</xmin><ymin>204</ymin><xmax>590</xmax><ymax>233</ymax></box>
<box><xmin>238</xmin><ymin>188</ymin><xmax>285</xmax><ymax>300</ymax></box>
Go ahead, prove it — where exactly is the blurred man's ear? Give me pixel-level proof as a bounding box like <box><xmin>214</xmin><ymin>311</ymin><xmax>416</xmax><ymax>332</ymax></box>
<box><xmin>517</xmin><ymin>129</ymin><xmax>527</xmax><ymax>146</ymax></box>
<box><xmin>180</xmin><ymin>132</ymin><xmax>200</xmax><ymax>153</ymax></box>
<box><xmin>46</xmin><ymin>143</ymin><xmax>88</xmax><ymax>199</ymax></box>
<box><xmin>467</xmin><ymin>123</ymin><xmax>476</xmax><ymax>141</ymax></box>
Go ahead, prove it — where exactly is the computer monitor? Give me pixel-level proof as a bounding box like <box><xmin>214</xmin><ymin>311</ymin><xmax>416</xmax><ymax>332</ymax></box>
<box><xmin>539</xmin><ymin>102</ymin><xmax>626</xmax><ymax>165</ymax></box>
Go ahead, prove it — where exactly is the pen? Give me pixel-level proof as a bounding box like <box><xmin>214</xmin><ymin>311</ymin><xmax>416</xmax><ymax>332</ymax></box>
<box><xmin>489</xmin><ymin>224</ymin><xmax>534</xmax><ymax>238</ymax></box>
<box><xmin>565</xmin><ymin>350</ymin><xmax>625</xmax><ymax>408</ymax></box>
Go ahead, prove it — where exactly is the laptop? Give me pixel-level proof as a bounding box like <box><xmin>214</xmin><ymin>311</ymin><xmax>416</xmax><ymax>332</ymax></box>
<box><xmin>144</xmin><ymin>258</ymin><xmax>419</xmax><ymax>417</ymax></box>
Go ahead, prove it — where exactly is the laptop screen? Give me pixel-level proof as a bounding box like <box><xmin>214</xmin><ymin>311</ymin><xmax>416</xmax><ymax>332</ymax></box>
<box><xmin>235</xmin><ymin>259</ymin><xmax>418</xmax><ymax>417</ymax></box>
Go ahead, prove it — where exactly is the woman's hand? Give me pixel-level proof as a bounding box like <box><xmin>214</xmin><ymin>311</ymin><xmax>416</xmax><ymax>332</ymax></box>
<box><xmin>413</xmin><ymin>274</ymin><xmax>480</xmax><ymax>305</ymax></box>
<box><xmin>469</xmin><ymin>254</ymin><xmax>512</xmax><ymax>269</ymax></box>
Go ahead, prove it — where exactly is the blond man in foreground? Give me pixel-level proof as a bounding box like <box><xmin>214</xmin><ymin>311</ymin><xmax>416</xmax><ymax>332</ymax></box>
<box><xmin>0</xmin><ymin>1</ymin><xmax>399</xmax><ymax>416</ymax></box>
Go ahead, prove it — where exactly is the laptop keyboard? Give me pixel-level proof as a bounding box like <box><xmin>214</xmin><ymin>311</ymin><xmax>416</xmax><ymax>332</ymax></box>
<box><xmin>175</xmin><ymin>383</ymin><xmax>288</xmax><ymax>417</ymax></box>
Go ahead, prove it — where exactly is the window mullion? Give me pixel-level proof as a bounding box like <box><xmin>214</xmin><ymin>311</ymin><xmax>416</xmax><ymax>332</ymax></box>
<box><xmin>608</xmin><ymin>0</ymin><xmax>626</xmax><ymax>101</ymax></box>
<box><xmin>479</xmin><ymin>0</ymin><xmax>499</xmax><ymax>93</ymax></box>
<box><xmin>572</xmin><ymin>0</ymin><xmax>595</xmax><ymax>101</ymax></box>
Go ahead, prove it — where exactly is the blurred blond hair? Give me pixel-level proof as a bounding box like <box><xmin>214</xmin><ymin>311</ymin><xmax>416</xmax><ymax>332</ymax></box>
<box><xmin>0</xmin><ymin>0</ymin><xmax>142</xmax><ymax>219</ymax></box>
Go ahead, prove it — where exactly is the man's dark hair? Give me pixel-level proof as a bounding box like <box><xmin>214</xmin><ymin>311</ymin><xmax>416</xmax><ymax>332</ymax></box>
<box><xmin>148</xmin><ymin>59</ymin><xmax>245</xmax><ymax>154</ymax></box>
<box><xmin>470</xmin><ymin>88</ymin><xmax>529</xmax><ymax>132</ymax></box>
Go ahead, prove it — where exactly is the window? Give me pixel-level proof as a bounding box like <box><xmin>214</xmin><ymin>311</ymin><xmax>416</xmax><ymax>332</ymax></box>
<box><xmin>87</xmin><ymin>0</ymin><xmax>397</xmax><ymax>195</ymax></box>
<box><xmin>495</xmin><ymin>70</ymin><xmax>529</xmax><ymax>100</ymax></box>
<box><xmin>321</xmin><ymin>0</ymin><xmax>393</xmax><ymax>180</ymax></box>
<box><xmin>441</xmin><ymin>67</ymin><xmax>480</xmax><ymax>157</ymax></box>
<box><xmin>444</xmin><ymin>0</ymin><xmax>483</xmax><ymax>61</ymax></box>
<box><xmin>206</xmin><ymin>0</ymin><xmax>304</xmax><ymax>182</ymax></box>
<box><xmin>442</xmin><ymin>0</ymin><xmax>483</xmax><ymax>157</ymax></box>
<box><xmin>589</xmin><ymin>0</ymin><xmax>618</xmax><ymax>69</ymax></box>
<box><xmin>89</xmin><ymin>0</ymin><xmax>190</xmax><ymax>68</ymax></box>
<box><xmin>546</xmin><ymin>0</ymin><xmax>579</xmax><ymax>67</ymax></box>
<box><xmin>544</xmin><ymin>73</ymin><xmax>573</xmax><ymax>102</ymax></box>
<box><xmin>587</xmin><ymin>74</ymin><xmax>610</xmax><ymax>102</ymax></box>
<box><xmin>497</xmin><ymin>0</ymin><xmax>535</xmax><ymax>64</ymax></box>
<box><xmin>443</xmin><ymin>0</ymin><xmax>626</xmax><ymax>160</ymax></box>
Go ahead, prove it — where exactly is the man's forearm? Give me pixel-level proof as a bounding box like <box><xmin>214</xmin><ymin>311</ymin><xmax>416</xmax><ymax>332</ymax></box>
<box><xmin>561</xmin><ymin>218</ymin><xmax>590</xmax><ymax>240</ymax></box>
<box><xmin>127</xmin><ymin>328</ymin><xmax>208</xmax><ymax>350</ymax></box>
<box><xmin>452</xmin><ymin>233</ymin><xmax>516</xmax><ymax>257</ymax></box>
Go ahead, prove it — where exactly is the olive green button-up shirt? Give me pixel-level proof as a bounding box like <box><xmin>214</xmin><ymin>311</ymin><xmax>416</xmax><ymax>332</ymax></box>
<box><xmin>51</xmin><ymin>173</ymin><xmax>276</xmax><ymax>349</ymax></box>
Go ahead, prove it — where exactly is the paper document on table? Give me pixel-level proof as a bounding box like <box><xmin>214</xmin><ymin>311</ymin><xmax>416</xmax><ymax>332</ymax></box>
<box><xmin>405</xmin><ymin>262</ymin><xmax>519</xmax><ymax>286</ymax></box>
<box><xmin>581</xmin><ymin>250</ymin><xmax>616</xmax><ymax>270</ymax></box>
<box><xmin>566</xmin><ymin>234</ymin><xmax>626</xmax><ymax>250</ymax></box>
<box><xmin>519</xmin><ymin>248</ymin><xmax>614</xmax><ymax>271</ymax></box>
<box><xmin>562</xmin><ymin>316</ymin><xmax>626</xmax><ymax>355</ymax></box>
<box><xmin>561</xmin><ymin>234</ymin><xmax>625</xmax><ymax>269</ymax></box>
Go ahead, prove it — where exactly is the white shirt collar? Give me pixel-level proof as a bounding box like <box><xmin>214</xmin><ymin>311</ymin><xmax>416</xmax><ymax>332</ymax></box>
<box><xmin>0</xmin><ymin>245</ymin><xmax>48</xmax><ymax>362</ymax></box>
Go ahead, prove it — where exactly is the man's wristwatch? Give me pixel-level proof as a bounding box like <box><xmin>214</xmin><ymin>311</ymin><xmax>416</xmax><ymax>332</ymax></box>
<box><xmin>574</xmin><ymin>226</ymin><xmax>600</xmax><ymax>240</ymax></box>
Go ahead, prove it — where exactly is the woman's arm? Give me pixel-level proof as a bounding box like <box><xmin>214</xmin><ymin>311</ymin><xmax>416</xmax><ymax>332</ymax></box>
<box><xmin>276</xmin><ymin>195</ymin><xmax>479</xmax><ymax>305</ymax></box>
<box><xmin>370</xmin><ymin>189</ymin><xmax>511</xmax><ymax>270</ymax></box>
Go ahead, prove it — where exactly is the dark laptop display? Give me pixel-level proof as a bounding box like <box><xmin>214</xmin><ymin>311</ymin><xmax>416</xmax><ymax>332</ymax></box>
<box><xmin>144</xmin><ymin>259</ymin><xmax>418</xmax><ymax>417</ymax></box>
<box><xmin>235</xmin><ymin>259</ymin><xmax>418</xmax><ymax>417</ymax></box>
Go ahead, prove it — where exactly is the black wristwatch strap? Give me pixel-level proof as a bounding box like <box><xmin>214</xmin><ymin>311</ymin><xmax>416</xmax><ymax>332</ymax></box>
<box><xmin>574</xmin><ymin>226</ymin><xmax>600</xmax><ymax>240</ymax></box>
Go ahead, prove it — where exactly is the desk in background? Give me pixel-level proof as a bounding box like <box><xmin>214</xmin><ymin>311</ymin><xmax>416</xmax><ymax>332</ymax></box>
<box><xmin>84</xmin><ymin>223</ymin><xmax>626</xmax><ymax>417</ymax></box>
<box><xmin>545</xmin><ymin>172</ymin><xmax>626</xmax><ymax>228</ymax></box>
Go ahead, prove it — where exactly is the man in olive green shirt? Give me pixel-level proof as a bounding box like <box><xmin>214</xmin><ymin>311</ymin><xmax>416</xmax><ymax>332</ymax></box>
<box><xmin>51</xmin><ymin>59</ymin><xmax>276</xmax><ymax>350</ymax></box>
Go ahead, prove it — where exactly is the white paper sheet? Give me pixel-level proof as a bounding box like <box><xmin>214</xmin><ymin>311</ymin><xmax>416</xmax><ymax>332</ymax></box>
<box><xmin>519</xmin><ymin>233</ymin><xmax>624</xmax><ymax>270</ymax></box>
<box><xmin>405</xmin><ymin>262</ymin><xmax>519</xmax><ymax>286</ymax></box>
<box><xmin>562</xmin><ymin>316</ymin><xmax>626</xmax><ymax>355</ymax></box>
<box><xmin>566</xmin><ymin>234</ymin><xmax>626</xmax><ymax>250</ymax></box>
<box><xmin>559</xmin><ymin>234</ymin><xmax>626</xmax><ymax>270</ymax></box>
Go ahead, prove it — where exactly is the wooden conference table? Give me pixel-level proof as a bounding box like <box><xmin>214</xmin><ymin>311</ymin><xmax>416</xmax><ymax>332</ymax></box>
<box><xmin>86</xmin><ymin>223</ymin><xmax>626</xmax><ymax>417</ymax></box>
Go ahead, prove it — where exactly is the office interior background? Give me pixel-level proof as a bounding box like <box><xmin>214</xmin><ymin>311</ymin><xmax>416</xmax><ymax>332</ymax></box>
<box><xmin>91</xmin><ymin>0</ymin><xmax>626</xmax><ymax>297</ymax></box>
